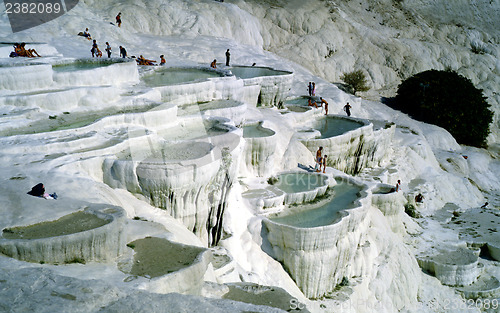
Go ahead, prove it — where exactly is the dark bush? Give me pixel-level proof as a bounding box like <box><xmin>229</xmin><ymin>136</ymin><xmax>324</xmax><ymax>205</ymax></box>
<box><xmin>340</xmin><ymin>70</ymin><xmax>370</xmax><ymax>94</ymax></box>
<box><xmin>394</xmin><ymin>70</ymin><xmax>493</xmax><ymax>147</ymax></box>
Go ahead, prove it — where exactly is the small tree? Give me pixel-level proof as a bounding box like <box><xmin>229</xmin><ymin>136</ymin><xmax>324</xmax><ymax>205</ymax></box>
<box><xmin>395</xmin><ymin>70</ymin><xmax>493</xmax><ymax>147</ymax></box>
<box><xmin>341</xmin><ymin>70</ymin><xmax>370</xmax><ymax>94</ymax></box>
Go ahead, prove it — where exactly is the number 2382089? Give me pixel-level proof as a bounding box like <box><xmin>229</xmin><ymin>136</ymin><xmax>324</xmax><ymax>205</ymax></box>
<box><xmin>5</xmin><ymin>2</ymin><xmax>62</xmax><ymax>14</ymax></box>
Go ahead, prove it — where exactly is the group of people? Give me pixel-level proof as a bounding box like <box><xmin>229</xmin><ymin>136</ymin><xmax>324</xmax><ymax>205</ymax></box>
<box><xmin>307</xmin><ymin>82</ymin><xmax>316</xmax><ymax>96</ymax></box>
<box><xmin>88</xmin><ymin>37</ymin><xmax>165</xmax><ymax>66</ymax></box>
<box><xmin>91</xmin><ymin>40</ymin><xmax>103</xmax><ymax>57</ymax></box>
<box><xmin>210</xmin><ymin>49</ymin><xmax>231</xmax><ymax>68</ymax></box>
<box><xmin>314</xmin><ymin>147</ymin><xmax>328</xmax><ymax>173</ymax></box>
<box><xmin>81</xmin><ymin>12</ymin><xmax>125</xmax><ymax>58</ymax></box>
<box><xmin>307</xmin><ymin>97</ymin><xmax>329</xmax><ymax>115</ymax></box>
<box><xmin>10</xmin><ymin>43</ymin><xmax>41</xmax><ymax>58</ymax></box>
<box><xmin>305</xmin><ymin>83</ymin><xmax>352</xmax><ymax>117</ymax></box>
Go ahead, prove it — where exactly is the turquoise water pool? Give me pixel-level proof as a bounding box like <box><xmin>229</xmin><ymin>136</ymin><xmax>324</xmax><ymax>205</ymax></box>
<box><xmin>230</xmin><ymin>66</ymin><xmax>290</xmax><ymax>79</ymax></box>
<box><xmin>270</xmin><ymin>180</ymin><xmax>362</xmax><ymax>228</ymax></box>
<box><xmin>312</xmin><ymin>116</ymin><xmax>363</xmax><ymax>139</ymax></box>
<box><xmin>52</xmin><ymin>62</ymin><xmax>112</xmax><ymax>72</ymax></box>
<box><xmin>273</xmin><ymin>173</ymin><xmax>327</xmax><ymax>194</ymax></box>
<box><xmin>142</xmin><ymin>68</ymin><xmax>223</xmax><ymax>87</ymax></box>
<box><xmin>243</xmin><ymin>123</ymin><xmax>275</xmax><ymax>138</ymax></box>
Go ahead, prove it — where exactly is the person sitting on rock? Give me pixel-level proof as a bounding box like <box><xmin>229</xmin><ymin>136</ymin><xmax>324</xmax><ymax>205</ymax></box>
<box><xmin>210</xmin><ymin>59</ymin><xmax>217</xmax><ymax>68</ymax></box>
<box><xmin>136</xmin><ymin>55</ymin><xmax>156</xmax><ymax>66</ymax></box>
<box><xmin>17</xmin><ymin>43</ymin><xmax>41</xmax><ymax>57</ymax></box>
<box><xmin>27</xmin><ymin>183</ymin><xmax>57</xmax><ymax>199</ymax></box>
<box><xmin>308</xmin><ymin>98</ymin><xmax>318</xmax><ymax>108</ymax></box>
<box><xmin>82</xmin><ymin>28</ymin><xmax>92</xmax><ymax>40</ymax></box>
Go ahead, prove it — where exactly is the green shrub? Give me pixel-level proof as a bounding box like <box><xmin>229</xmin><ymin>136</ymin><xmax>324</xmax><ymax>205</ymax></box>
<box><xmin>404</xmin><ymin>203</ymin><xmax>421</xmax><ymax>218</ymax></box>
<box><xmin>395</xmin><ymin>70</ymin><xmax>493</xmax><ymax>147</ymax></box>
<box><xmin>340</xmin><ymin>70</ymin><xmax>370</xmax><ymax>94</ymax></box>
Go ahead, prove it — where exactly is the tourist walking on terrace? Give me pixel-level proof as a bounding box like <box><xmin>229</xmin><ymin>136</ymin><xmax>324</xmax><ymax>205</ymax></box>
<box><xmin>105</xmin><ymin>42</ymin><xmax>112</xmax><ymax>58</ymax></box>
<box><xmin>119</xmin><ymin>46</ymin><xmax>127</xmax><ymax>58</ymax></box>
<box><xmin>116</xmin><ymin>12</ymin><xmax>122</xmax><ymax>27</ymax></box>
<box><xmin>308</xmin><ymin>82</ymin><xmax>313</xmax><ymax>96</ymax></box>
<box><xmin>225</xmin><ymin>49</ymin><xmax>231</xmax><ymax>66</ymax></box>
<box><xmin>91</xmin><ymin>40</ymin><xmax>99</xmax><ymax>57</ymax></box>
<box><xmin>343</xmin><ymin>102</ymin><xmax>352</xmax><ymax>117</ymax></box>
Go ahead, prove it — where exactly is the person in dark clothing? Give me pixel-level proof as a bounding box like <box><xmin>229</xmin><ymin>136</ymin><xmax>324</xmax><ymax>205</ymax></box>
<box><xmin>119</xmin><ymin>46</ymin><xmax>127</xmax><ymax>58</ymax></box>
<box><xmin>91</xmin><ymin>40</ymin><xmax>99</xmax><ymax>57</ymax></box>
<box><xmin>27</xmin><ymin>183</ymin><xmax>58</xmax><ymax>199</ymax></box>
<box><xmin>27</xmin><ymin>183</ymin><xmax>45</xmax><ymax>197</ymax></box>
<box><xmin>225</xmin><ymin>49</ymin><xmax>230</xmax><ymax>66</ymax></box>
<box><xmin>344</xmin><ymin>102</ymin><xmax>352</xmax><ymax>117</ymax></box>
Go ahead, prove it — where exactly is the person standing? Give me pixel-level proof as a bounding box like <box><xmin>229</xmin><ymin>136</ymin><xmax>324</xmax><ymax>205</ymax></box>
<box><xmin>225</xmin><ymin>49</ymin><xmax>230</xmax><ymax>66</ymax></box>
<box><xmin>320</xmin><ymin>97</ymin><xmax>328</xmax><ymax>115</ymax></box>
<box><xmin>312</xmin><ymin>82</ymin><xmax>316</xmax><ymax>96</ymax></box>
<box><xmin>343</xmin><ymin>102</ymin><xmax>352</xmax><ymax>117</ymax></box>
<box><xmin>116</xmin><ymin>12</ymin><xmax>122</xmax><ymax>27</ymax></box>
<box><xmin>314</xmin><ymin>146</ymin><xmax>323</xmax><ymax>172</ymax></box>
<box><xmin>105</xmin><ymin>42</ymin><xmax>112</xmax><ymax>58</ymax></box>
<box><xmin>322</xmin><ymin>155</ymin><xmax>328</xmax><ymax>173</ymax></box>
<box><xmin>395</xmin><ymin>180</ymin><xmax>401</xmax><ymax>192</ymax></box>
<box><xmin>308</xmin><ymin>82</ymin><xmax>312</xmax><ymax>96</ymax></box>
<box><xmin>91</xmin><ymin>40</ymin><xmax>98</xmax><ymax>57</ymax></box>
<box><xmin>119</xmin><ymin>46</ymin><xmax>127</xmax><ymax>58</ymax></box>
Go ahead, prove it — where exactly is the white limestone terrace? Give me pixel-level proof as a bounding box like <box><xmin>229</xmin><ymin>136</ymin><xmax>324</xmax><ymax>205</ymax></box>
<box><xmin>263</xmin><ymin>175</ymin><xmax>370</xmax><ymax>298</ymax></box>
<box><xmin>0</xmin><ymin>0</ymin><xmax>499</xmax><ymax>311</ymax></box>
<box><xmin>270</xmin><ymin>171</ymin><xmax>331</xmax><ymax>205</ymax></box>
<box><xmin>416</xmin><ymin>248</ymin><xmax>482</xmax><ymax>287</ymax></box>
<box><xmin>0</xmin><ymin>205</ymin><xmax>126</xmax><ymax>264</ymax></box>
<box><xmin>120</xmin><ymin>236</ymin><xmax>212</xmax><ymax>295</ymax></box>
<box><xmin>371</xmin><ymin>183</ymin><xmax>407</xmax><ymax>233</ymax></box>
<box><xmin>299</xmin><ymin>115</ymin><xmax>394</xmax><ymax>175</ymax></box>
<box><xmin>240</xmin><ymin>120</ymin><xmax>277</xmax><ymax>177</ymax></box>
<box><xmin>229</xmin><ymin>65</ymin><xmax>293</xmax><ymax>107</ymax></box>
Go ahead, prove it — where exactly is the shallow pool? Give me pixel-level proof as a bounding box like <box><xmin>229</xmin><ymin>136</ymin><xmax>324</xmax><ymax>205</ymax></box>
<box><xmin>2</xmin><ymin>211</ymin><xmax>109</xmax><ymax>239</ymax></box>
<box><xmin>286</xmin><ymin>106</ymin><xmax>311</xmax><ymax>113</ymax></box>
<box><xmin>243</xmin><ymin>123</ymin><xmax>275</xmax><ymax>138</ymax></box>
<box><xmin>270</xmin><ymin>180</ymin><xmax>362</xmax><ymax>228</ymax></box>
<box><xmin>312</xmin><ymin>116</ymin><xmax>364</xmax><ymax>139</ymax></box>
<box><xmin>119</xmin><ymin>141</ymin><xmax>213</xmax><ymax>162</ymax></box>
<box><xmin>273</xmin><ymin>172</ymin><xmax>327</xmax><ymax>194</ymax></box>
<box><xmin>230</xmin><ymin>66</ymin><xmax>291</xmax><ymax>79</ymax></box>
<box><xmin>178</xmin><ymin>99</ymin><xmax>241</xmax><ymax>116</ymax></box>
<box><xmin>142</xmin><ymin>68</ymin><xmax>223</xmax><ymax>87</ymax></box>
<box><xmin>157</xmin><ymin>119</ymin><xmax>230</xmax><ymax>141</ymax></box>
